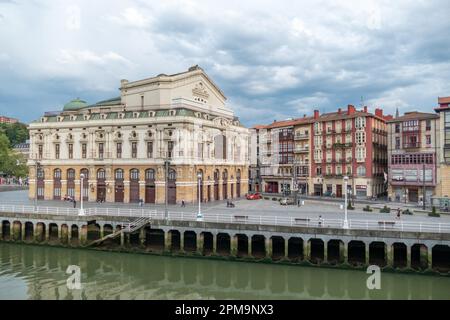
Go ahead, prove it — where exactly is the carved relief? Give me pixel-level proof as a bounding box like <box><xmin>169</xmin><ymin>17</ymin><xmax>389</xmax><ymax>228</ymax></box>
<box><xmin>192</xmin><ymin>82</ymin><xmax>209</xmax><ymax>99</ymax></box>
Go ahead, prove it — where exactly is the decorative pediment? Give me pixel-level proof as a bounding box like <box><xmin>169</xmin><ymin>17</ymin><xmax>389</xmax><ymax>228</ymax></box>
<box><xmin>192</xmin><ymin>82</ymin><xmax>209</xmax><ymax>99</ymax></box>
<box><xmin>213</xmin><ymin>117</ymin><xmax>231</xmax><ymax>128</ymax></box>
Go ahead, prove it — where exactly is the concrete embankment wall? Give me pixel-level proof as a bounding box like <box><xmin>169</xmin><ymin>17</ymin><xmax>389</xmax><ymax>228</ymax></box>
<box><xmin>1</xmin><ymin>212</ymin><xmax>449</xmax><ymax>275</ymax></box>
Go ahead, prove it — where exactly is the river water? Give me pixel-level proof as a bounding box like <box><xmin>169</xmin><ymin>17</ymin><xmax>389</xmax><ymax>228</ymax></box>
<box><xmin>0</xmin><ymin>242</ymin><xmax>449</xmax><ymax>300</ymax></box>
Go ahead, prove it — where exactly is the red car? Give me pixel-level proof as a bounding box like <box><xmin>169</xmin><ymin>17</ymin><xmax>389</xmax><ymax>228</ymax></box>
<box><xmin>246</xmin><ymin>193</ymin><xmax>262</xmax><ymax>200</ymax></box>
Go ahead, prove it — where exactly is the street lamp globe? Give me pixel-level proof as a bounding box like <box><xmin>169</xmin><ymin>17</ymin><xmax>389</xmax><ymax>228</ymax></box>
<box><xmin>79</xmin><ymin>173</ymin><xmax>86</xmax><ymax>216</ymax></box>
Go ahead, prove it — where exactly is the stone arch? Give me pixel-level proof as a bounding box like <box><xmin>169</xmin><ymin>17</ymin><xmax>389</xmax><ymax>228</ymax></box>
<box><xmin>236</xmin><ymin>169</ymin><xmax>241</xmax><ymax>198</ymax></box>
<box><xmin>129</xmin><ymin>168</ymin><xmax>140</xmax><ymax>203</ymax></box>
<box><xmin>53</xmin><ymin>168</ymin><xmax>62</xmax><ymax>200</ymax></box>
<box><xmin>168</xmin><ymin>169</ymin><xmax>177</xmax><ymax>204</ymax></box>
<box><xmin>214</xmin><ymin>169</ymin><xmax>220</xmax><ymax>201</ymax></box>
<box><xmin>145</xmin><ymin>168</ymin><xmax>156</xmax><ymax>204</ymax></box>
<box><xmin>24</xmin><ymin>222</ymin><xmax>34</xmax><ymax>241</ymax></box>
<box><xmin>369</xmin><ymin>241</ymin><xmax>386</xmax><ymax>266</ymax></box>
<box><xmin>432</xmin><ymin>244</ymin><xmax>450</xmax><ymax>271</ymax></box>
<box><xmin>222</xmin><ymin>169</ymin><xmax>228</xmax><ymax>200</ymax></box>
<box><xmin>1</xmin><ymin>220</ymin><xmax>10</xmax><ymax>240</ymax></box>
<box><xmin>35</xmin><ymin>222</ymin><xmax>46</xmax><ymax>242</ymax></box>
<box><xmin>114</xmin><ymin>168</ymin><xmax>125</xmax><ymax>202</ymax></box>
<box><xmin>67</xmin><ymin>168</ymin><xmax>76</xmax><ymax>198</ymax></box>
<box><xmin>288</xmin><ymin>237</ymin><xmax>303</xmax><ymax>261</ymax></box>
<box><xmin>96</xmin><ymin>168</ymin><xmax>106</xmax><ymax>202</ymax></box>
<box><xmin>216</xmin><ymin>233</ymin><xmax>230</xmax><ymax>255</ymax></box>
<box><xmin>12</xmin><ymin>221</ymin><xmax>22</xmax><ymax>241</ymax></box>
<box><xmin>48</xmin><ymin>223</ymin><xmax>59</xmax><ymax>241</ymax></box>
<box><xmin>80</xmin><ymin>168</ymin><xmax>89</xmax><ymax>201</ymax></box>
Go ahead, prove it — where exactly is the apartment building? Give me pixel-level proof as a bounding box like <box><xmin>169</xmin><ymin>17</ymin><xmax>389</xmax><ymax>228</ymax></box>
<box><xmin>435</xmin><ymin>96</ymin><xmax>450</xmax><ymax>199</ymax></box>
<box><xmin>387</xmin><ymin>112</ymin><xmax>440</xmax><ymax>204</ymax></box>
<box><xmin>310</xmin><ymin>105</ymin><xmax>391</xmax><ymax>199</ymax></box>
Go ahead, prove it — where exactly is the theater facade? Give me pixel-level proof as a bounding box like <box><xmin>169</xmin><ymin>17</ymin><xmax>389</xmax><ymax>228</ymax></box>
<box><xmin>27</xmin><ymin>66</ymin><xmax>249</xmax><ymax>204</ymax></box>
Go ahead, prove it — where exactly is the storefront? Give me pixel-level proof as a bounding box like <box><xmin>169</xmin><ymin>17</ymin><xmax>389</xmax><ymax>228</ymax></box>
<box><xmin>356</xmin><ymin>185</ymin><xmax>367</xmax><ymax>198</ymax></box>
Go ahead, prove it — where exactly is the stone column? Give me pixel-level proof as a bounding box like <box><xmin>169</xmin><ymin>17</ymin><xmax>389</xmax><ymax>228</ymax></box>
<box><xmin>212</xmin><ymin>233</ymin><xmax>217</xmax><ymax>255</ymax></box>
<box><xmin>68</xmin><ymin>227</ymin><xmax>72</xmax><ymax>245</ymax></box>
<box><xmin>180</xmin><ymin>232</ymin><xmax>185</xmax><ymax>253</ymax></box>
<box><xmin>420</xmin><ymin>245</ymin><xmax>428</xmax><ymax>269</ymax></box>
<box><xmin>164</xmin><ymin>231</ymin><xmax>172</xmax><ymax>252</ymax></box>
<box><xmin>45</xmin><ymin>224</ymin><xmax>50</xmax><ymax>242</ymax></box>
<box><xmin>120</xmin><ymin>230</ymin><xmax>125</xmax><ymax>247</ymax></box>
<box><xmin>248</xmin><ymin>236</ymin><xmax>252</xmax><ymax>257</ymax></box>
<box><xmin>99</xmin><ymin>225</ymin><xmax>105</xmax><ymax>239</ymax></box>
<box><xmin>139</xmin><ymin>228</ymin><xmax>146</xmax><ymax>247</ymax></box>
<box><xmin>21</xmin><ymin>223</ymin><xmax>26</xmax><ymax>241</ymax></box>
<box><xmin>340</xmin><ymin>241</ymin><xmax>348</xmax><ymax>264</ymax></box>
<box><xmin>79</xmin><ymin>225</ymin><xmax>87</xmax><ymax>245</ymax></box>
<box><xmin>197</xmin><ymin>233</ymin><xmax>204</xmax><ymax>255</ymax></box>
<box><xmin>284</xmin><ymin>237</ymin><xmax>289</xmax><ymax>259</ymax></box>
<box><xmin>323</xmin><ymin>241</ymin><xmax>328</xmax><ymax>264</ymax></box>
<box><xmin>0</xmin><ymin>221</ymin><xmax>3</xmax><ymax>239</ymax></box>
<box><xmin>57</xmin><ymin>225</ymin><xmax>62</xmax><ymax>242</ymax></box>
<box><xmin>303</xmin><ymin>239</ymin><xmax>310</xmax><ymax>262</ymax></box>
<box><xmin>265</xmin><ymin>237</ymin><xmax>272</xmax><ymax>259</ymax></box>
<box><xmin>365</xmin><ymin>243</ymin><xmax>370</xmax><ymax>266</ymax></box>
<box><xmin>386</xmin><ymin>244</ymin><xmax>394</xmax><ymax>268</ymax></box>
<box><xmin>427</xmin><ymin>246</ymin><xmax>433</xmax><ymax>270</ymax></box>
<box><xmin>406</xmin><ymin>245</ymin><xmax>412</xmax><ymax>269</ymax></box>
<box><xmin>230</xmin><ymin>235</ymin><xmax>238</xmax><ymax>257</ymax></box>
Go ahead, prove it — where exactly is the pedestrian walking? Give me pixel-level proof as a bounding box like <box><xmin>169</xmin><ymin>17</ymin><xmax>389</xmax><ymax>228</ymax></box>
<box><xmin>396</xmin><ymin>208</ymin><xmax>401</xmax><ymax>219</ymax></box>
<box><xmin>181</xmin><ymin>200</ymin><xmax>185</xmax><ymax>207</ymax></box>
<box><xmin>73</xmin><ymin>200</ymin><xmax>77</xmax><ymax>208</ymax></box>
<box><xmin>318</xmin><ymin>215</ymin><xmax>323</xmax><ymax>227</ymax></box>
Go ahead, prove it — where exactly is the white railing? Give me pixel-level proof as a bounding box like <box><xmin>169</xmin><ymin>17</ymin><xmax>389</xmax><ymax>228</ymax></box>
<box><xmin>0</xmin><ymin>204</ymin><xmax>450</xmax><ymax>234</ymax></box>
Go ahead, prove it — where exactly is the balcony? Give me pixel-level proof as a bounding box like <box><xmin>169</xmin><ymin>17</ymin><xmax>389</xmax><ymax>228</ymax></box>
<box><xmin>294</xmin><ymin>146</ymin><xmax>309</xmax><ymax>153</ymax></box>
<box><xmin>403</xmin><ymin>143</ymin><xmax>420</xmax><ymax>149</ymax></box>
<box><xmin>294</xmin><ymin>133</ymin><xmax>309</xmax><ymax>140</ymax></box>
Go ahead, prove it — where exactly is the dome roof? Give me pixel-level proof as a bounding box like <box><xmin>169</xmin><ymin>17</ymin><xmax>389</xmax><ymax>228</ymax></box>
<box><xmin>63</xmin><ymin>98</ymin><xmax>87</xmax><ymax>111</ymax></box>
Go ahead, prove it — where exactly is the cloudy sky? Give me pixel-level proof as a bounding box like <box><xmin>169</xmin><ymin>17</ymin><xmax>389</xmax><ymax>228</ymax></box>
<box><xmin>0</xmin><ymin>0</ymin><xmax>449</xmax><ymax>126</ymax></box>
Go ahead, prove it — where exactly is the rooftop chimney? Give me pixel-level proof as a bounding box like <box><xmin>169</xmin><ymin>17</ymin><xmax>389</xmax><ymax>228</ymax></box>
<box><xmin>347</xmin><ymin>104</ymin><xmax>356</xmax><ymax>115</ymax></box>
<box><xmin>375</xmin><ymin>108</ymin><xmax>383</xmax><ymax>117</ymax></box>
<box><xmin>303</xmin><ymin>114</ymin><xmax>306</xmax><ymax>118</ymax></box>
<box><xmin>338</xmin><ymin>108</ymin><xmax>342</xmax><ymax>114</ymax></box>
<box><xmin>363</xmin><ymin>106</ymin><xmax>368</xmax><ymax>113</ymax></box>
<box><xmin>314</xmin><ymin>110</ymin><xmax>320</xmax><ymax>119</ymax></box>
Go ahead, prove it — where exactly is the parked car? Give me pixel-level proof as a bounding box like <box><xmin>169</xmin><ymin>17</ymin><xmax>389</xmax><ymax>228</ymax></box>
<box><xmin>279</xmin><ymin>197</ymin><xmax>295</xmax><ymax>205</ymax></box>
<box><xmin>246</xmin><ymin>192</ymin><xmax>262</xmax><ymax>200</ymax></box>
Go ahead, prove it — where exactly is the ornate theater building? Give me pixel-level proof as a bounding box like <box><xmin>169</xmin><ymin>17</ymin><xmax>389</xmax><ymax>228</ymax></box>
<box><xmin>27</xmin><ymin>66</ymin><xmax>249</xmax><ymax>204</ymax></box>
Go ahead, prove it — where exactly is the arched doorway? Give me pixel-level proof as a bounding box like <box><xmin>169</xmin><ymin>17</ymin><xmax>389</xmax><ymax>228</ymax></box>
<box><xmin>67</xmin><ymin>169</ymin><xmax>75</xmax><ymax>198</ymax></box>
<box><xmin>36</xmin><ymin>167</ymin><xmax>45</xmax><ymax>200</ymax></box>
<box><xmin>214</xmin><ymin>169</ymin><xmax>220</xmax><ymax>201</ymax></box>
<box><xmin>168</xmin><ymin>169</ymin><xmax>177</xmax><ymax>204</ymax></box>
<box><xmin>236</xmin><ymin>169</ymin><xmax>241</xmax><ymax>198</ymax></box>
<box><xmin>197</xmin><ymin>170</ymin><xmax>204</xmax><ymax>203</ymax></box>
<box><xmin>115</xmin><ymin>169</ymin><xmax>124</xmax><ymax>202</ymax></box>
<box><xmin>222</xmin><ymin>170</ymin><xmax>228</xmax><ymax>200</ymax></box>
<box><xmin>53</xmin><ymin>169</ymin><xmax>61</xmax><ymax>200</ymax></box>
<box><xmin>145</xmin><ymin>169</ymin><xmax>156</xmax><ymax>204</ymax></box>
<box><xmin>129</xmin><ymin>169</ymin><xmax>140</xmax><ymax>203</ymax></box>
<box><xmin>80</xmin><ymin>168</ymin><xmax>89</xmax><ymax>201</ymax></box>
<box><xmin>96</xmin><ymin>169</ymin><xmax>106</xmax><ymax>202</ymax></box>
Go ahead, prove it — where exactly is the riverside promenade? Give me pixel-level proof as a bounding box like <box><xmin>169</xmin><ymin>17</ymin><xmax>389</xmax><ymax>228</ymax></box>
<box><xmin>1</xmin><ymin>191</ymin><xmax>449</xmax><ymax>274</ymax></box>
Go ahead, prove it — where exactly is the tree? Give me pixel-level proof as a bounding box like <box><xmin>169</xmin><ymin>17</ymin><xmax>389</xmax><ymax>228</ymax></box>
<box><xmin>0</xmin><ymin>133</ymin><xmax>28</xmax><ymax>178</ymax></box>
<box><xmin>0</xmin><ymin>122</ymin><xmax>29</xmax><ymax>147</ymax></box>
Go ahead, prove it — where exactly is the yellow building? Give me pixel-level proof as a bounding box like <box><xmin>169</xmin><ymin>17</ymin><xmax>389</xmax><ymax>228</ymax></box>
<box><xmin>27</xmin><ymin>66</ymin><xmax>249</xmax><ymax>204</ymax></box>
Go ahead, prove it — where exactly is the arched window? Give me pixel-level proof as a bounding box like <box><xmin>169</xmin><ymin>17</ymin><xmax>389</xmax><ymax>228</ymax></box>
<box><xmin>67</xmin><ymin>169</ymin><xmax>75</xmax><ymax>179</ymax></box>
<box><xmin>214</xmin><ymin>169</ymin><xmax>220</xmax><ymax>181</ymax></box>
<box><xmin>97</xmin><ymin>169</ymin><xmax>106</xmax><ymax>180</ymax></box>
<box><xmin>115</xmin><ymin>169</ymin><xmax>124</xmax><ymax>180</ymax></box>
<box><xmin>145</xmin><ymin>169</ymin><xmax>155</xmax><ymax>180</ymax></box>
<box><xmin>168</xmin><ymin>169</ymin><xmax>176</xmax><ymax>181</ymax></box>
<box><xmin>54</xmin><ymin>169</ymin><xmax>61</xmax><ymax>179</ymax></box>
<box><xmin>222</xmin><ymin>170</ymin><xmax>228</xmax><ymax>181</ymax></box>
<box><xmin>357</xmin><ymin>165</ymin><xmax>366</xmax><ymax>177</ymax></box>
<box><xmin>130</xmin><ymin>169</ymin><xmax>139</xmax><ymax>180</ymax></box>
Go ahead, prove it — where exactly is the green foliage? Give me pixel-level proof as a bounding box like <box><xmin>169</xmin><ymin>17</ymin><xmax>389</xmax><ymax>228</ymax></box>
<box><xmin>363</xmin><ymin>205</ymin><xmax>373</xmax><ymax>212</ymax></box>
<box><xmin>347</xmin><ymin>202</ymin><xmax>355</xmax><ymax>210</ymax></box>
<box><xmin>0</xmin><ymin>122</ymin><xmax>29</xmax><ymax>147</ymax></box>
<box><xmin>429</xmin><ymin>207</ymin><xmax>440</xmax><ymax>217</ymax></box>
<box><xmin>402</xmin><ymin>209</ymin><xmax>413</xmax><ymax>215</ymax></box>
<box><xmin>380</xmin><ymin>205</ymin><xmax>391</xmax><ymax>213</ymax></box>
<box><xmin>0</xmin><ymin>133</ymin><xmax>28</xmax><ymax>177</ymax></box>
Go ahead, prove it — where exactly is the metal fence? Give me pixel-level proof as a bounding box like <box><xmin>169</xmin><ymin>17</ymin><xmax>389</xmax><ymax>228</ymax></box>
<box><xmin>0</xmin><ymin>204</ymin><xmax>449</xmax><ymax>234</ymax></box>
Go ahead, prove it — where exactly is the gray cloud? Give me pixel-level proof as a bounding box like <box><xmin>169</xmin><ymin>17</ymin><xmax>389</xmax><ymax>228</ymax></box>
<box><xmin>0</xmin><ymin>0</ymin><xmax>449</xmax><ymax>126</ymax></box>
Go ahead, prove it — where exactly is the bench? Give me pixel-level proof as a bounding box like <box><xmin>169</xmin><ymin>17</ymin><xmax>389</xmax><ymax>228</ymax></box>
<box><xmin>378</xmin><ymin>221</ymin><xmax>395</xmax><ymax>226</ymax></box>
<box><xmin>234</xmin><ymin>215</ymin><xmax>248</xmax><ymax>222</ymax></box>
<box><xmin>294</xmin><ymin>218</ymin><xmax>311</xmax><ymax>225</ymax></box>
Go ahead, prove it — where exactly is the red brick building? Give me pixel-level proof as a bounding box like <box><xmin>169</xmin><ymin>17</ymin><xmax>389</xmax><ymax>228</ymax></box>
<box><xmin>0</xmin><ymin>116</ymin><xmax>18</xmax><ymax>124</ymax></box>
<box><xmin>310</xmin><ymin>105</ymin><xmax>391</xmax><ymax>199</ymax></box>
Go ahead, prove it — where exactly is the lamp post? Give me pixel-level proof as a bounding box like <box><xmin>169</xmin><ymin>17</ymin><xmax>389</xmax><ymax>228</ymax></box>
<box><xmin>164</xmin><ymin>160</ymin><xmax>170</xmax><ymax>220</ymax></box>
<box><xmin>34</xmin><ymin>161</ymin><xmax>41</xmax><ymax>212</ymax></box>
<box><xmin>79</xmin><ymin>173</ymin><xmax>85</xmax><ymax>216</ymax></box>
<box><xmin>343</xmin><ymin>175</ymin><xmax>349</xmax><ymax>229</ymax></box>
<box><xmin>197</xmin><ymin>173</ymin><xmax>203</xmax><ymax>221</ymax></box>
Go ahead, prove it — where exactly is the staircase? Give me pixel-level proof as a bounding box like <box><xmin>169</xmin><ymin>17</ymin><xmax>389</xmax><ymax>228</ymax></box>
<box><xmin>87</xmin><ymin>217</ymin><xmax>150</xmax><ymax>247</ymax></box>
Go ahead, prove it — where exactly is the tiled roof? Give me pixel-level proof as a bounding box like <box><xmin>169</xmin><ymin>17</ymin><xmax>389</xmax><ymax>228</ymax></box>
<box><xmin>438</xmin><ymin>96</ymin><xmax>450</xmax><ymax>104</ymax></box>
<box><xmin>253</xmin><ymin>116</ymin><xmax>314</xmax><ymax>129</ymax></box>
<box><xmin>386</xmin><ymin>111</ymin><xmax>438</xmax><ymax>123</ymax></box>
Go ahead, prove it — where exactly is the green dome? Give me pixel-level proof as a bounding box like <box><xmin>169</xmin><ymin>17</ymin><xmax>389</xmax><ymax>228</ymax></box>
<box><xmin>63</xmin><ymin>98</ymin><xmax>87</xmax><ymax>111</ymax></box>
